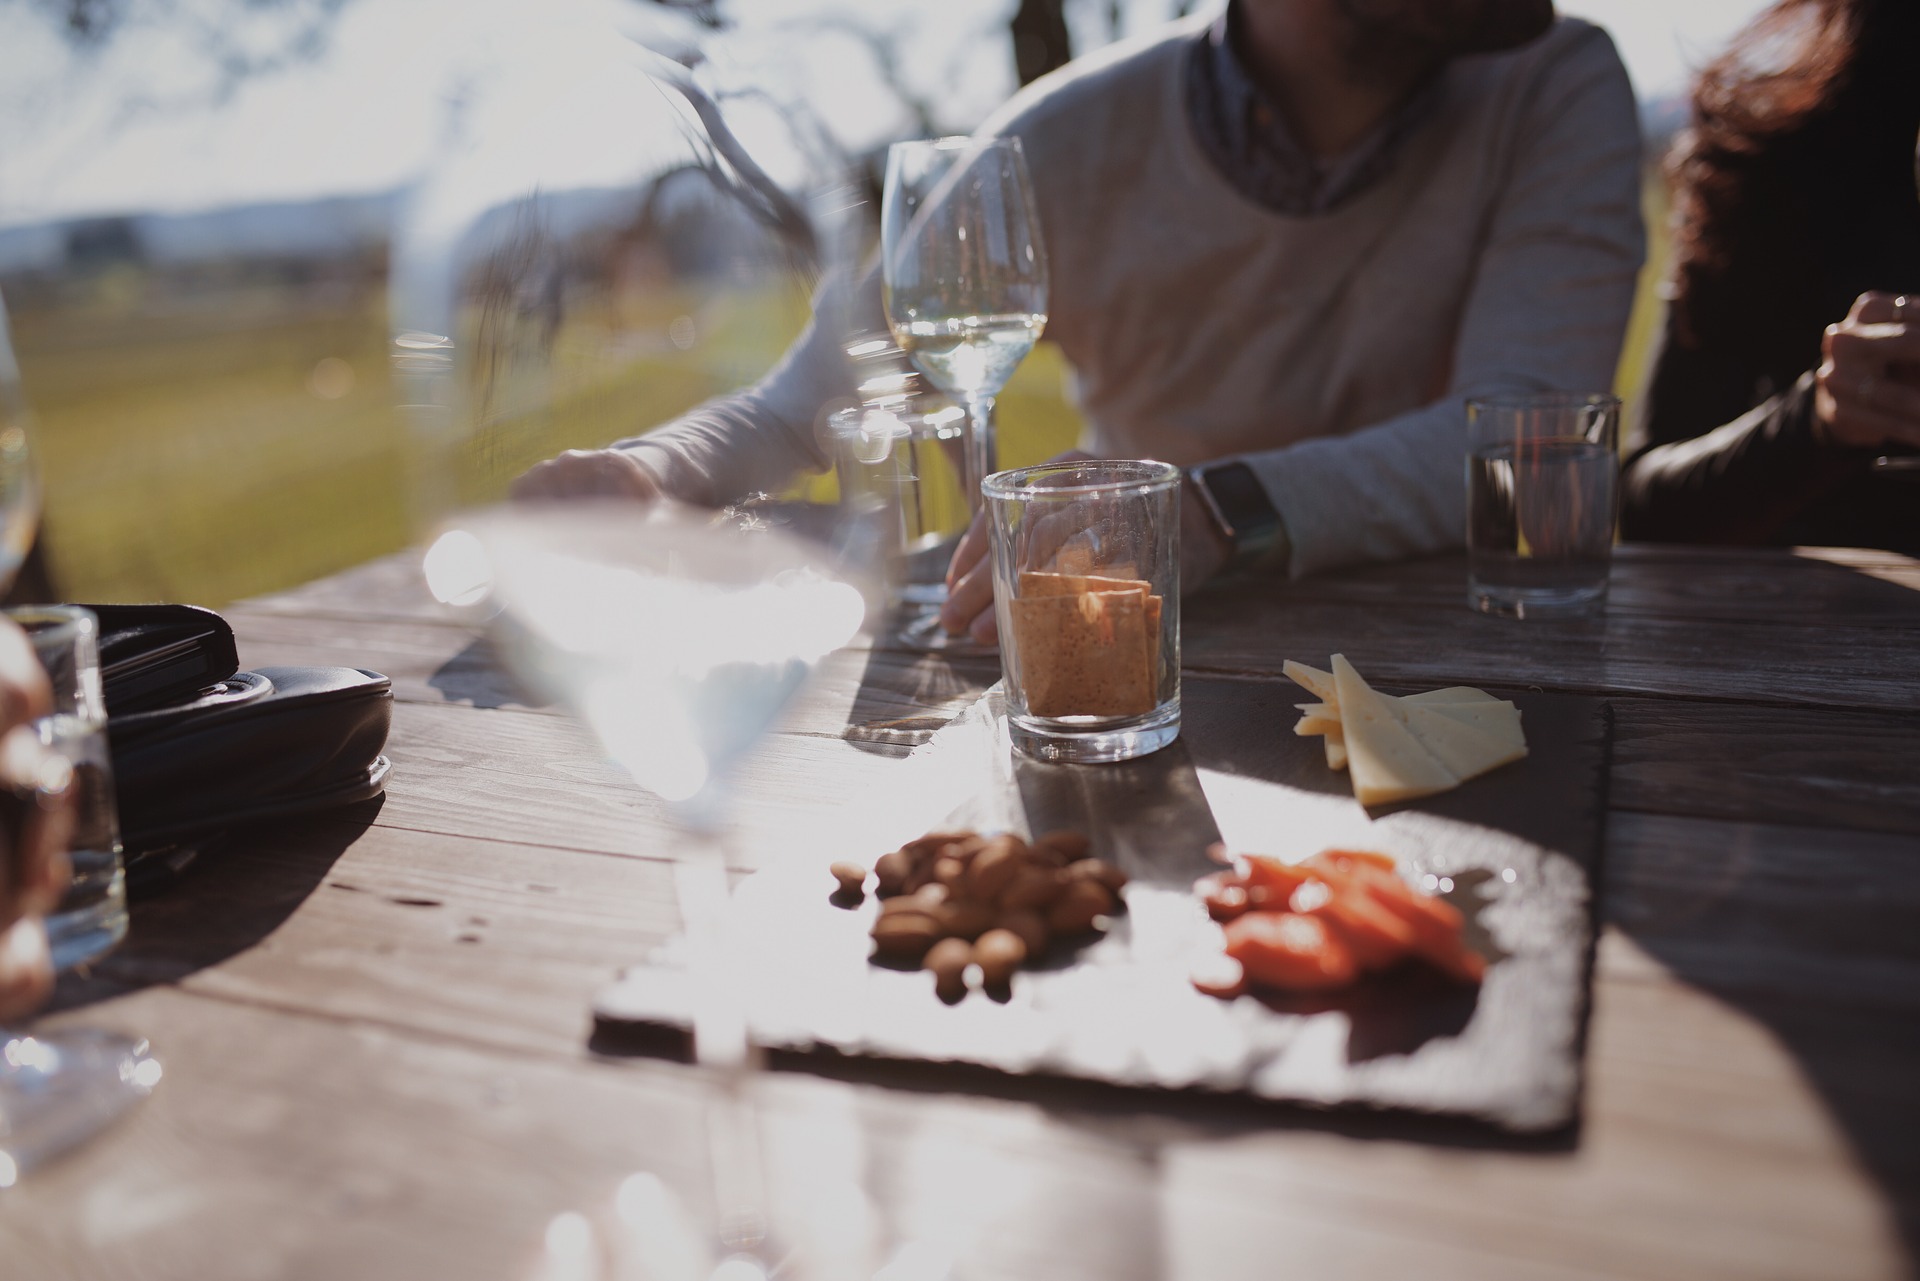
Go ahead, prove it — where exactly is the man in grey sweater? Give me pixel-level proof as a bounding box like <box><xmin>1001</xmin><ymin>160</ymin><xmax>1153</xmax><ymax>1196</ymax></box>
<box><xmin>517</xmin><ymin>0</ymin><xmax>1644</xmax><ymax>641</ymax></box>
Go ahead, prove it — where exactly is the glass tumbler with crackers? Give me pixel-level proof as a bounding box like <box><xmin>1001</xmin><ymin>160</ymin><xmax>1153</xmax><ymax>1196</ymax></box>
<box><xmin>982</xmin><ymin>459</ymin><xmax>1180</xmax><ymax>762</ymax></box>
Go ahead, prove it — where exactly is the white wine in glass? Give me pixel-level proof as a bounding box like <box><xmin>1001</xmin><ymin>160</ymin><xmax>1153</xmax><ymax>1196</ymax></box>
<box><xmin>882</xmin><ymin>136</ymin><xmax>1049</xmax><ymax>525</ymax></box>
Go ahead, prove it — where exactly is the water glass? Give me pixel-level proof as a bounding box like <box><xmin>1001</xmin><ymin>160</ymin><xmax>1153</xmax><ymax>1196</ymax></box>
<box><xmin>7</xmin><ymin>607</ymin><xmax>126</xmax><ymax>971</ymax></box>
<box><xmin>1466</xmin><ymin>393</ymin><xmax>1620</xmax><ymax>619</ymax></box>
<box><xmin>826</xmin><ymin>341</ymin><xmax>982</xmax><ymax>650</ymax></box>
<box><xmin>982</xmin><ymin>459</ymin><xmax>1180</xmax><ymax>762</ymax></box>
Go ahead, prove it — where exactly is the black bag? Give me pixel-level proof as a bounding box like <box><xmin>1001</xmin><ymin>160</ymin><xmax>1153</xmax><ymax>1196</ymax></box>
<box><xmin>110</xmin><ymin>666</ymin><xmax>393</xmax><ymax>848</ymax></box>
<box><xmin>83</xmin><ymin>605</ymin><xmax>393</xmax><ymax>880</ymax></box>
<box><xmin>92</xmin><ymin>602</ymin><xmax>241</xmax><ymax>714</ymax></box>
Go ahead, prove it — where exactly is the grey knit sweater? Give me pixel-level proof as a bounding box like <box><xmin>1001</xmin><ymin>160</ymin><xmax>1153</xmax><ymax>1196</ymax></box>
<box><xmin>615</xmin><ymin>15</ymin><xmax>1645</xmax><ymax>578</ymax></box>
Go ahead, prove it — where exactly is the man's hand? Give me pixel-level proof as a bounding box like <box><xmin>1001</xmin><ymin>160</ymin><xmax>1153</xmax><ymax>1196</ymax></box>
<box><xmin>0</xmin><ymin>622</ymin><xmax>71</xmax><ymax>1022</ymax></box>
<box><xmin>938</xmin><ymin>450</ymin><xmax>1093</xmax><ymax>646</ymax></box>
<box><xmin>938</xmin><ymin>450</ymin><xmax>1235</xmax><ymax>646</ymax></box>
<box><xmin>1816</xmin><ymin>292</ymin><xmax>1920</xmax><ymax>450</ymax></box>
<box><xmin>510</xmin><ymin>449</ymin><xmax>664</xmax><ymax>502</ymax></box>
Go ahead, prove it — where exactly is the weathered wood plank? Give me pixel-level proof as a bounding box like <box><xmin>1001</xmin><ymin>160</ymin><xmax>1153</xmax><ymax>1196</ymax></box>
<box><xmin>1600</xmin><ymin>812</ymin><xmax>1920</xmax><ymax>1013</ymax></box>
<box><xmin>1166</xmin><ymin>958</ymin><xmax>1913</xmax><ymax>1281</ymax></box>
<box><xmin>368</xmin><ymin>699</ymin><xmax>917</xmax><ymax>869</ymax></box>
<box><xmin>87</xmin><ymin>814</ymin><xmax>681</xmax><ymax>1055</ymax></box>
<box><xmin>236</xmin><ymin>545</ymin><xmax>1920</xmax><ymax>633</ymax></box>
<box><xmin>224</xmin><ymin>607</ymin><xmax>1000</xmax><ymax>742</ymax></box>
<box><xmin>21</xmin><ymin>938</ymin><xmax>1911</xmax><ymax>1281</ymax></box>
<box><xmin>234</xmin><ymin>550</ymin><xmax>455</xmax><ymax>624</ymax></box>
<box><xmin>229</xmin><ymin>573</ymin><xmax>1920</xmax><ymax>724</ymax></box>
<box><xmin>1180</xmin><ymin>591</ymin><xmax>1920</xmax><ymax>710</ymax></box>
<box><xmin>1610</xmin><ymin>699</ymin><xmax>1920</xmax><ymax>835</ymax></box>
<box><xmin>15</xmin><ymin>987</ymin><xmax>1166</xmax><ymax>1281</ymax></box>
<box><xmin>1262</xmin><ymin>546</ymin><xmax>1920</xmax><ymax>626</ymax></box>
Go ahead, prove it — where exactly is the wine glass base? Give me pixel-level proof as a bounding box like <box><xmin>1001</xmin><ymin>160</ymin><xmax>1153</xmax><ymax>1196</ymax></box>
<box><xmin>0</xmin><ymin>1028</ymin><xmax>160</xmax><ymax>1180</ymax></box>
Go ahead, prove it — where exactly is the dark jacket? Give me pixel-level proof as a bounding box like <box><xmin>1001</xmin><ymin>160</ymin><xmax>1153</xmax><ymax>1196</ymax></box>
<box><xmin>1620</xmin><ymin>2</ymin><xmax>1920</xmax><ymax>554</ymax></box>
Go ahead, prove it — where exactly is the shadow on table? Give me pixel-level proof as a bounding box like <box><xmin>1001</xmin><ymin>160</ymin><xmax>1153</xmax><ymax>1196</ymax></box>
<box><xmin>1615</xmin><ymin>856</ymin><xmax>1920</xmax><ymax>1264</ymax></box>
<box><xmin>48</xmin><ymin>798</ymin><xmax>384</xmax><ymax>1011</ymax></box>
<box><xmin>837</xmin><ymin>645</ymin><xmax>998</xmax><ymax>755</ymax></box>
<box><xmin>428</xmin><ymin>636</ymin><xmax>550</xmax><ymax>711</ymax></box>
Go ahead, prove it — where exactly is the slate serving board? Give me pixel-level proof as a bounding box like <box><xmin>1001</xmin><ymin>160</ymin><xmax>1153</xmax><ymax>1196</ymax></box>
<box><xmin>595</xmin><ymin>679</ymin><xmax>1611</xmax><ymax>1133</ymax></box>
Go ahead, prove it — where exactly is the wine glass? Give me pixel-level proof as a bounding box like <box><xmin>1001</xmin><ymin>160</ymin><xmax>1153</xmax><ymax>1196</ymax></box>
<box><xmin>881</xmin><ymin>136</ymin><xmax>1049</xmax><ymax>619</ymax></box>
<box><xmin>0</xmin><ymin>289</ymin><xmax>160</xmax><ymax>1184</ymax></box>
<box><xmin>392</xmin><ymin>15</ymin><xmax>870</xmax><ymax>1271</ymax></box>
<box><xmin>455</xmin><ymin>502</ymin><xmax>868</xmax><ymax>1277</ymax></box>
<box><xmin>823</xmin><ymin>334</ymin><xmax>987</xmax><ymax>654</ymax></box>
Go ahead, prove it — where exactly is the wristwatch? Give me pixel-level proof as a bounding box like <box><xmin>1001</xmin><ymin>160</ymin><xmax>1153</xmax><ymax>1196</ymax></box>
<box><xmin>1186</xmin><ymin>460</ymin><xmax>1290</xmax><ymax>573</ymax></box>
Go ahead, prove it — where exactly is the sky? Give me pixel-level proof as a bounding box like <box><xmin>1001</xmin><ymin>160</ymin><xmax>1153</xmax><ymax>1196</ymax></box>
<box><xmin>0</xmin><ymin>0</ymin><xmax>1775</xmax><ymax>231</ymax></box>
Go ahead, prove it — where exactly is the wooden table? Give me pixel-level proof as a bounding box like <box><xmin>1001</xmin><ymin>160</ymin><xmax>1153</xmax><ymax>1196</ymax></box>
<box><xmin>12</xmin><ymin>544</ymin><xmax>1919</xmax><ymax>1280</ymax></box>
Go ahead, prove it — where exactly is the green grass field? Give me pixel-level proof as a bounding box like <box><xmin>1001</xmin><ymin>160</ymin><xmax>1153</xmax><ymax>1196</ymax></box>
<box><xmin>10</xmin><ymin>185</ymin><xmax>1668</xmax><ymax>608</ymax></box>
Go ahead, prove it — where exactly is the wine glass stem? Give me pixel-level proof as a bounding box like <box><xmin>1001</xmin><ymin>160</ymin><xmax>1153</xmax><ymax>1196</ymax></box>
<box><xmin>962</xmin><ymin>394</ymin><xmax>998</xmax><ymax>515</ymax></box>
<box><xmin>671</xmin><ymin>841</ymin><xmax>770</xmax><ymax>1256</ymax></box>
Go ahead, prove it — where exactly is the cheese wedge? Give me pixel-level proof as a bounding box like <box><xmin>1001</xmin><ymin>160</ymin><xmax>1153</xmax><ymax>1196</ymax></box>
<box><xmin>1295</xmin><ymin>714</ymin><xmax>1341</xmax><ymax>736</ymax></box>
<box><xmin>1400</xmin><ymin>687</ymin><xmax>1500</xmax><ymax>707</ymax></box>
<box><xmin>1330</xmin><ymin>654</ymin><xmax>1458</xmax><ymax>806</ymax></box>
<box><xmin>1283</xmin><ymin>660</ymin><xmax>1337</xmax><ymax>704</ymax></box>
<box><xmin>1399</xmin><ymin>703</ymin><xmax>1528</xmax><ymax>780</ymax></box>
<box><xmin>1416</xmin><ymin>698</ymin><xmax>1524</xmax><ymax>747</ymax></box>
<box><xmin>1324</xmin><ymin>725</ymin><xmax>1348</xmax><ymax>771</ymax></box>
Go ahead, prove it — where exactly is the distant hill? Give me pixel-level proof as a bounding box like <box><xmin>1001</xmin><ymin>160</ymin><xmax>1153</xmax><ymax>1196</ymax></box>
<box><xmin>0</xmin><ymin>191</ymin><xmax>397</xmax><ymax>277</ymax></box>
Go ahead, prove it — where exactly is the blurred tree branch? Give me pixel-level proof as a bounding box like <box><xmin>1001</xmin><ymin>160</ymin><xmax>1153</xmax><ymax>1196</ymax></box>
<box><xmin>4</xmin><ymin>0</ymin><xmax>354</xmax><ymax>102</ymax></box>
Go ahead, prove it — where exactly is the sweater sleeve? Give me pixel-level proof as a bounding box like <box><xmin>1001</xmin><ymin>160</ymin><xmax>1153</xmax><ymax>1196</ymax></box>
<box><xmin>608</xmin><ymin>271</ymin><xmax>872</xmax><ymax>506</ymax></box>
<box><xmin>1242</xmin><ymin>25</ymin><xmax>1645</xmax><ymax>578</ymax></box>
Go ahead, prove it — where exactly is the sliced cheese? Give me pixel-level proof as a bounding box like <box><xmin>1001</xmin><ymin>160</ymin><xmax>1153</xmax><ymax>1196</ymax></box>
<box><xmin>1400</xmin><ymin>687</ymin><xmax>1500</xmax><ymax>707</ymax></box>
<box><xmin>1296</xmin><ymin>701</ymin><xmax>1336</xmax><ymax>717</ymax></box>
<box><xmin>1417</xmin><ymin>698</ymin><xmax>1524</xmax><ymax>747</ymax></box>
<box><xmin>1399</xmin><ymin>702</ymin><xmax>1528</xmax><ymax>781</ymax></box>
<box><xmin>1283</xmin><ymin>660</ymin><xmax>1337</xmax><ymax>704</ymax></box>
<box><xmin>1325</xmin><ymin>725</ymin><xmax>1348</xmax><ymax>771</ymax></box>
<box><xmin>1295</xmin><ymin>714</ymin><xmax>1340</xmax><ymax>736</ymax></box>
<box><xmin>1330</xmin><ymin>654</ymin><xmax>1457</xmax><ymax>806</ymax></box>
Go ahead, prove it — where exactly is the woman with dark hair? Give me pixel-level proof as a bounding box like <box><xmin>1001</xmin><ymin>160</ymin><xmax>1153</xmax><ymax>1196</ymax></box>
<box><xmin>1620</xmin><ymin>0</ymin><xmax>1920</xmax><ymax>553</ymax></box>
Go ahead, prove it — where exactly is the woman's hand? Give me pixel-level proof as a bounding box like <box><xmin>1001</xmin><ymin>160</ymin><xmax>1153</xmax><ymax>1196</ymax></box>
<box><xmin>511</xmin><ymin>449</ymin><xmax>664</xmax><ymax>502</ymax></box>
<box><xmin>0</xmin><ymin>622</ymin><xmax>72</xmax><ymax>1022</ymax></box>
<box><xmin>937</xmin><ymin>450</ymin><xmax>1233</xmax><ymax>645</ymax></box>
<box><xmin>1816</xmin><ymin>292</ymin><xmax>1920</xmax><ymax>450</ymax></box>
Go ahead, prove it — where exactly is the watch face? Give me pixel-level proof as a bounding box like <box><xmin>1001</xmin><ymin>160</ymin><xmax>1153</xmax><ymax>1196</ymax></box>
<box><xmin>1203</xmin><ymin>462</ymin><xmax>1278</xmax><ymax>535</ymax></box>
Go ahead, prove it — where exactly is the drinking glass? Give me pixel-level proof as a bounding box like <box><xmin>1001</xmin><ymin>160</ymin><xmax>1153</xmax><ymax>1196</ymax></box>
<box><xmin>7</xmin><ymin>608</ymin><xmax>126</xmax><ymax>971</ymax></box>
<box><xmin>1466</xmin><ymin>393</ymin><xmax>1619</xmax><ymax>619</ymax></box>
<box><xmin>824</xmin><ymin>341</ymin><xmax>986</xmax><ymax>653</ymax></box>
<box><xmin>0</xmin><ymin>300</ymin><xmax>158</xmax><ymax>1184</ymax></box>
<box><xmin>982</xmin><ymin>459</ymin><xmax>1180</xmax><ymax>763</ymax></box>
<box><xmin>882</xmin><ymin>136</ymin><xmax>1048</xmax><ymax>535</ymax></box>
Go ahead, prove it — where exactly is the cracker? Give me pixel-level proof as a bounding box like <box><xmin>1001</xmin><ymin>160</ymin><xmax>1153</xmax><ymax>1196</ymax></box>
<box><xmin>1018</xmin><ymin>570</ymin><xmax>1150</xmax><ymax>598</ymax></box>
<box><xmin>1016</xmin><ymin>570</ymin><xmax>1164</xmax><ymax>704</ymax></box>
<box><xmin>1010</xmin><ymin>590</ymin><xmax>1156</xmax><ymax>718</ymax></box>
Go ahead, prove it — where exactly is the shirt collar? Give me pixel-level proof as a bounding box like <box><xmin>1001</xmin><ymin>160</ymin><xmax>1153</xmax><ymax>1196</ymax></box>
<box><xmin>1190</xmin><ymin>1</ymin><xmax>1439</xmax><ymax>216</ymax></box>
